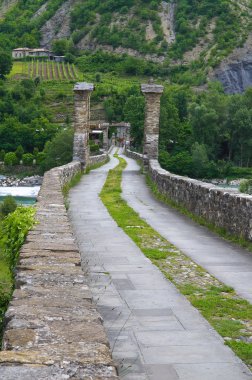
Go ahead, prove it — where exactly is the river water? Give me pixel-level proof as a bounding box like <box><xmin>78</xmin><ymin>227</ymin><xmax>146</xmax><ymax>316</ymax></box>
<box><xmin>0</xmin><ymin>186</ymin><xmax>40</xmax><ymax>205</ymax></box>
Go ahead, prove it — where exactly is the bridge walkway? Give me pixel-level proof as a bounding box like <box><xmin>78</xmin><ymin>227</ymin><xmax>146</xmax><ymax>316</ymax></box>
<box><xmin>122</xmin><ymin>154</ymin><xmax>252</xmax><ymax>304</ymax></box>
<box><xmin>69</xmin><ymin>149</ymin><xmax>251</xmax><ymax>380</ymax></box>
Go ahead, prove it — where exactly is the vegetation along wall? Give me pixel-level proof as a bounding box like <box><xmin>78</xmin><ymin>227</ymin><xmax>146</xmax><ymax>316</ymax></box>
<box><xmin>126</xmin><ymin>150</ymin><xmax>252</xmax><ymax>242</ymax></box>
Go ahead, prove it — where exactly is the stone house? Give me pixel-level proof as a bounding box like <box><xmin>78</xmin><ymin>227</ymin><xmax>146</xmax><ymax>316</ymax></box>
<box><xmin>12</xmin><ymin>48</ymin><xmax>52</xmax><ymax>59</ymax></box>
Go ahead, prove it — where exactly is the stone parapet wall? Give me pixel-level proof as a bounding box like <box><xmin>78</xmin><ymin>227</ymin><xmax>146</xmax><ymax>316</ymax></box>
<box><xmin>0</xmin><ymin>162</ymin><xmax>118</xmax><ymax>379</ymax></box>
<box><xmin>126</xmin><ymin>150</ymin><xmax>252</xmax><ymax>241</ymax></box>
<box><xmin>149</xmin><ymin>160</ymin><xmax>252</xmax><ymax>241</ymax></box>
<box><xmin>126</xmin><ymin>149</ymin><xmax>146</xmax><ymax>161</ymax></box>
<box><xmin>89</xmin><ymin>153</ymin><xmax>108</xmax><ymax>166</ymax></box>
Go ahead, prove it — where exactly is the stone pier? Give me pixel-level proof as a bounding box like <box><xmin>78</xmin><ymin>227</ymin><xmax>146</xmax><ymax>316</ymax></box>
<box><xmin>101</xmin><ymin>123</ymin><xmax>110</xmax><ymax>151</ymax></box>
<box><xmin>73</xmin><ymin>82</ymin><xmax>94</xmax><ymax>168</ymax></box>
<box><xmin>141</xmin><ymin>83</ymin><xmax>164</xmax><ymax>160</ymax></box>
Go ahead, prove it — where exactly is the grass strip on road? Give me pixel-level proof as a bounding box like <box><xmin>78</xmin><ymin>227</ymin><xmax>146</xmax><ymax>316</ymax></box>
<box><xmin>100</xmin><ymin>153</ymin><xmax>252</xmax><ymax>370</ymax></box>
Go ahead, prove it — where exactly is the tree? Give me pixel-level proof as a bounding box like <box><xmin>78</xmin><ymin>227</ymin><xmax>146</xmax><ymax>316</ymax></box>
<box><xmin>41</xmin><ymin>128</ymin><xmax>74</xmax><ymax>171</ymax></box>
<box><xmin>191</xmin><ymin>142</ymin><xmax>209</xmax><ymax>178</ymax></box>
<box><xmin>52</xmin><ymin>39</ymin><xmax>68</xmax><ymax>55</ymax></box>
<box><xmin>124</xmin><ymin>95</ymin><xmax>145</xmax><ymax>148</ymax></box>
<box><xmin>0</xmin><ymin>51</ymin><xmax>12</xmax><ymax>78</ymax></box>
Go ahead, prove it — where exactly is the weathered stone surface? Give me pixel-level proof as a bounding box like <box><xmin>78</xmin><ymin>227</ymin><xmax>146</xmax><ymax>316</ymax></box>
<box><xmin>126</xmin><ymin>149</ymin><xmax>252</xmax><ymax>241</ymax></box>
<box><xmin>73</xmin><ymin>83</ymin><xmax>94</xmax><ymax>167</ymax></box>
<box><xmin>0</xmin><ymin>162</ymin><xmax>118</xmax><ymax>379</ymax></box>
<box><xmin>0</xmin><ymin>364</ymin><xmax>118</xmax><ymax>380</ymax></box>
<box><xmin>89</xmin><ymin>153</ymin><xmax>108</xmax><ymax>166</ymax></box>
<box><xmin>141</xmin><ymin>84</ymin><xmax>164</xmax><ymax>160</ymax></box>
<box><xmin>213</xmin><ymin>33</ymin><xmax>252</xmax><ymax>94</ymax></box>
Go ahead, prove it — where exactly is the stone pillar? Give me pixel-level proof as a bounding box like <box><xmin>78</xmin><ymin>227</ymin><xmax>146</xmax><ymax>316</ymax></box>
<box><xmin>101</xmin><ymin>123</ymin><xmax>109</xmax><ymax>151</ymax></box>
<box><xmin>112</xmin><ymin>133</ymin><xmax>116</xmax><ymax>146</ymax></box>
<box><xmin>73</xmin><ymin>82</ymin><xmax>94</xmax><ymax>168</ymax></box>
<box><xmin>141</xmin><ymin>83</ymin><xmax>164</xmax><ymax>160</ymax></box>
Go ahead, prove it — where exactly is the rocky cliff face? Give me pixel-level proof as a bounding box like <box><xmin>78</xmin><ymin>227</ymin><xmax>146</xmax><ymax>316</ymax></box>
<box><xmin>213</xmin><ymin>34</ymin><xmax>252</xmax><ymax>94</ymax></box>
<box><xmin>40</xmin><ymin>0</ymin><xmax>77</xmax><ymax>48</ymax></box>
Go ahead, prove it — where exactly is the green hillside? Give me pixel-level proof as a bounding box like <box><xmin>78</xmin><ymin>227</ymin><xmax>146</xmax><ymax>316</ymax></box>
<box><xmin>0</xmin><ymin>0</ymin><xmax>251</xmax><ymax>68</ymax></box>
<box><xmin>0</xmin><ymin>1</ymin><xmax>252</xmax><ymax>182</ymax></box>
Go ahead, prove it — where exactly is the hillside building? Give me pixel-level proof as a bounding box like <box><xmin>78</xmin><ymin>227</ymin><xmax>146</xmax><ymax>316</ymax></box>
<box><xmin>12</xmin><ymin>48</ymin><xmax>53</xmax><ymax>59</ymax></box>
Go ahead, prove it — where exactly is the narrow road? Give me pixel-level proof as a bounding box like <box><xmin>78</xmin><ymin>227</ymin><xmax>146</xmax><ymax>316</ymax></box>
<box><xmin>69</xmin><ymin>150</ymin><xmax>251</xmax><ymax>380</ymax></box>
<box><xmin>121</xmin><ymin>154</ymin><xmax>252</xmax><ymax>304</ymax></box>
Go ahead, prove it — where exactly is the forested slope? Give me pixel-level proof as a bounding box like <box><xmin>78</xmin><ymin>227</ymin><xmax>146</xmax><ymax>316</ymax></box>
<box><xmin>0</xmin><ymin>0</ymin><xmax>251</xmax><ymax>68</ymax></box>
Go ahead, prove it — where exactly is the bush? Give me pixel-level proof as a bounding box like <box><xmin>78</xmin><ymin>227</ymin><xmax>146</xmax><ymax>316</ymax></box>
<box><xmin>0</xmin><ymin>206</ymin><xmax>35</xmax><ymax>269</ymax></box>
<box><xmin>36</xmin><ymin>152</ymin><xmax>46</xmax><ymax>165</ymax></box>
<box><xmin>0</xmin><ymin>150</ymin><xmax>5</xmax><ymax>161</ymax></box>
<box><xmin>15</xmin><ymin>145</ymin><xmax>24</xmax><ymax>161</ymax></box>
<box><xmin>89</xmin><ymin>141</ymin><xmax>100</xmax><ymax>153</ymax></box>
<box><xmin>239</xmin><ymin>179</ymin><xmax>252</xmax><ymax>195</ymax></box>
<box><xmin>22</xmin><ymin>153</ymin><xmax>34</xmax><ymax>166</ymax></box>
<box><xmin>0</xmin><ymin>196</ymin><xmax>17</xmax><ymax>218</ymax></box>
<box><xmin>4</xmin><ymin>152</ymin><xmax>18</xmax><ymax>166</ymax></box>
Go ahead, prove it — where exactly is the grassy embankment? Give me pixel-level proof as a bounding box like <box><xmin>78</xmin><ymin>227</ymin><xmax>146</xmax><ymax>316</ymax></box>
<box><xmin>100</xmin><ymin>153</ymin><xmax>252</xmax><ymax>370</ymax></box>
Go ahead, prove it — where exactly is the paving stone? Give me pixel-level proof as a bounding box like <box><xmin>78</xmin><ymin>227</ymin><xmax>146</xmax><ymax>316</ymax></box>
<box><xmin>174</xmin><ymin>363</ymin><xmax>252</xmax><ymax>380</ymax></box>
<box><xmin>122</xmin><ymin>155</ymin><xmax>252</xmax><ymax>304</ymax></box>
<box><xmin>145</xmin><ymin>364</ymin><xmax>179</xmax><ymax>380</ymax></box>
<box><xmin>68</xmin><ymin>150</ymin><xmax>252</xmax><ymax>379</ymax></box>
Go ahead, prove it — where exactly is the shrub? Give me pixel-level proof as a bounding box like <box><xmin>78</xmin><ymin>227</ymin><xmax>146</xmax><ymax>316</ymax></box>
<box><xmin>0</xmin><ymin>196</ymin><xmax>17</xmax><ymax>218</ymax></box>
<box><xmin>89</xmin><ymin>141</ymin><xmax>100</xmax><ymax>153</ymax></box>
<box><xmin>4</xmin><ymin>152</ymin><xmax>18</xmax><ymax>166</ymax></box>
<box><xmin>0</xmin><ymin>206</ymin><xmax>35</xmax><ymax>269</ymax></box>
<box><xmin>0</xmin><ymin>150</ymin><xmax>5</xmax><ymax>161</ymax></box>
<box><xmin>239</xmin><ymin>179</ymin><xmax>252</xmax><ymax>195</ymax></box>
<box><xmin>36</xmin><ymin>152</ymin><xmax>46</xmax><ymax>165</ymax></box>
<box><xmin>22</xmin><ymin>153</ymin><xmax>34</xmax><ymax>166</ymax></box>
<box><xmin>15</xmin><ymin>145</ymin><xmax>24</xmax><ymax>161</ymax></box>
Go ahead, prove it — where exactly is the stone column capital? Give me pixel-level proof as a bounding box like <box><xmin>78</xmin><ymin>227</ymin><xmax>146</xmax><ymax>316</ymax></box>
<box><xmin>74</xmin><ymin>82</ymin><xmax>94</xmax><ymax>93</ymax></box>
<box><xmin>141</xmin><ymin>84</ymin><xmax>164</xmax><ymax>94</ymax></box>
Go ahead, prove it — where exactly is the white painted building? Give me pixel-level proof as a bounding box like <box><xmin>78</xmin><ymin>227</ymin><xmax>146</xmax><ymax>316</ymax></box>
<box><xmin>12</xmin><ymin>48</ymin><xmax>52</xmax><ymax>59</ymax></box>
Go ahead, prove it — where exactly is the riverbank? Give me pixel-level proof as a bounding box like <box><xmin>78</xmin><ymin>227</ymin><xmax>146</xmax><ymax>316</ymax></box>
<box><xmin>0</xmin><ymin>175</ymin><xmax>43</xmax><ymax>187</ymax></box>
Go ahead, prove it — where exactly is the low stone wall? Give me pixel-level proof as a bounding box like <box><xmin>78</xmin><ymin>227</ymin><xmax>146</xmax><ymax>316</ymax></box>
<box><xmin>126</xmin><ymin>150</ymin><xmax>252</xmax><ymax>241</ymax></box>
<box><xmin>0</xmin><ymin>162</ymin><xmax>118</xmax><ymax>379</ymax></box>
<box><xmin>89</xmin><ymin>152</ymin><xmax>108</xmax><ymax>166</ymax></box>
<box><xmin>126</xmin><ymin>149</ymin><xmax>147</xmax><ymax>161</ymax></box>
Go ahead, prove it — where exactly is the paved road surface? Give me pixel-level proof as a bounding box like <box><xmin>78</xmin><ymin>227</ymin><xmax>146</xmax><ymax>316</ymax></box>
<box><xmin>121</xmin><ymin>154</ymin><xmax>252</xmax><ymax>304</ymax></box>
<box><xmin>69</xmin><ymin>150</ymin><xmax>251</xmax><ymax>380</ymax></box>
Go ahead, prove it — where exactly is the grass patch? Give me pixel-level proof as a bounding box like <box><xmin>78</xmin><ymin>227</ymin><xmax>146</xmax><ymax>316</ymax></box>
<box><xmin>62</xmin><ymin>170</ymin><xmax>82</xmax><ymax>209</ymax></box>
<box><xmin>100</xmin><ymin>153</ymin><xmax>252</xmax><ymax>371</ymax></box>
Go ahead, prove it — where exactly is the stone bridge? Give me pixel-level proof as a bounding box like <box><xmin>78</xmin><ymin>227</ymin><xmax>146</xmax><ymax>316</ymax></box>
<box><xmin>0</xmin><ymin>82</ymin><xmax>251</xmax><ymax>379</ymax></box>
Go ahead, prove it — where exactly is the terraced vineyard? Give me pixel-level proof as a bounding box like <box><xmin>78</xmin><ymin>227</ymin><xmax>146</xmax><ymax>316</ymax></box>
<box><xmin>8</xmin><ymin>61</ymin><xmax>81</xmax><ymax>81</ymax></box>
<box><xmin>28</xmin><ymin>61</ymin><xmax>80</xmax><ymax>81</ymax></box>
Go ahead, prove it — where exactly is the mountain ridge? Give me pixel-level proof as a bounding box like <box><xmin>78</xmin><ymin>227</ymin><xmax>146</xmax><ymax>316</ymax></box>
<box><xmin>0</xmin><ymin>0</ymin><xmax>252</xmax><ymax>92</ymax></box>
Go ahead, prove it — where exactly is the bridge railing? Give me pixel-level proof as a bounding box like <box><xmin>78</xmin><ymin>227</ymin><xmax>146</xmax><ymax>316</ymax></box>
<box><xmin>0</xmin><ymin>161</ymin><xmax>118</xmax><ymax>379</ymax></box>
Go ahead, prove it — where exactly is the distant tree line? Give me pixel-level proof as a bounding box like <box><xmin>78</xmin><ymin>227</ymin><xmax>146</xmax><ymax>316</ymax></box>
<box><xmin>102</xmin><ymin>81</ymin><xmax>252</xmax><ymax>179</ymax></box>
